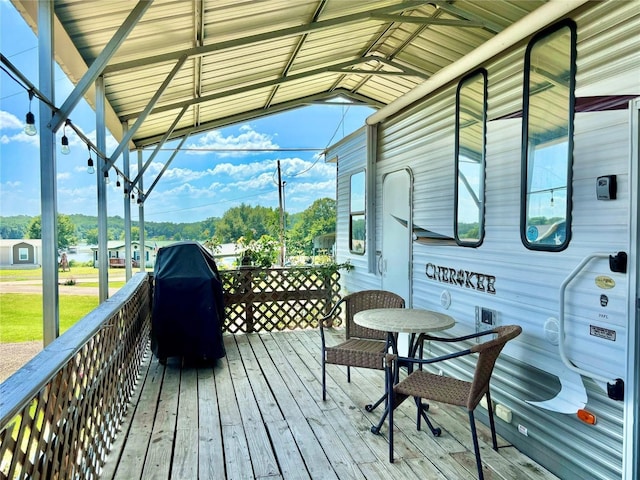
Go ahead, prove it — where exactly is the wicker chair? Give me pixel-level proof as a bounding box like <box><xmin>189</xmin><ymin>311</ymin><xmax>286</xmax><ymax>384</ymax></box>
<box><xmin>319</xmin><ymin>290</ymin><xmax>405</xmax><ymax>402</ymax></box>
<box><xmin>386</xmin><ymin>325</ymin><xmax>522</xmax><ymax>480</ymax></box>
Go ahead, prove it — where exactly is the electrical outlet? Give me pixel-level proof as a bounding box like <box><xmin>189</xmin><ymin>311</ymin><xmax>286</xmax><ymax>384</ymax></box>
<box><xmin>481</xmin><ymin>308</ymin><xmax>495</xmax><ymax>325</ymax></box>
<box><xmin>475</xmin><ymin>307</ymin><xmax>498</xmax><ymax>335</ymax></box>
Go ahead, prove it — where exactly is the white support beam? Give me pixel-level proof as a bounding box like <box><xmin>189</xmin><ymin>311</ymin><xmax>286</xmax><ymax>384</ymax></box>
<box><xmin>130</xmin><ymin>106</ymin><xmax>189</xmax><ymax>186</ymax></box>
<box><xmin>11</xmin><ymin>0</ymin><xmax>124</xmax><ymax>145</ymax></box>
<box><xmin>137</xmin><ymin>150</ymin><xmax>146</xmax><ymax>273</ymax></box>
<box><xmin>122</xmin><ymin>122</ymin><xmax>133</xmax><ymax>282</ymax></box>
<box><xmin>38</xmin><ymin>0</ymin><xmax>59</xmax><ymax>346</ymax></box>
<box><xmin>144</xmin><ymin>136</ymin><xmax>189</xmax><ymax>199</ymax></box>
<box><xmin>105</xmin><ymin>55</ymin><xmax>188</xmax><ymax>170</ymax></box>
<box><xmin>49</xmin><ymin>0</ymin><xmax>151</xmax><ymax>132</ymax></box>
<box><xmin>96</xmin><ymin>76</ymin><xmax>109</xmax><ymax>302</ymax></box>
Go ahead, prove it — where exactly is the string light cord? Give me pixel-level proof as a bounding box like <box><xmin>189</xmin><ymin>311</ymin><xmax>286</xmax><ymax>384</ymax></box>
<box><xmin>2</xmin><ymin>54</ymin><xmax>134</xmax><ymax>186</ymax></box>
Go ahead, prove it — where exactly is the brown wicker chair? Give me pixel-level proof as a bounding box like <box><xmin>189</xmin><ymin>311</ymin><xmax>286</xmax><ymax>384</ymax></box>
<box><xmin>386</xmin><ymin>325</ymin><xmax>522</xmax><ymax>480</ymax></box>
<box><xmin>319</xmin><ymin>289</ymin><xmax>405</xmax><ymax>402</ymax></box>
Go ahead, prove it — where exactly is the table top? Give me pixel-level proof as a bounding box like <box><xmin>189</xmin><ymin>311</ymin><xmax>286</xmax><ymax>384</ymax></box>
<box><xmin>353</xmin><ymin>308</ymin><xmax>455</xmax><ymax>334</ymax></box>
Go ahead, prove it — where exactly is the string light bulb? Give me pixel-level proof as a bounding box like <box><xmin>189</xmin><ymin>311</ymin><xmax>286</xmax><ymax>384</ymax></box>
<box><xmin>104</xmin><ymin>170</ymin><xmax>110</xmax><ymax>184</ymax></box>
<box><xmin>24</xmin><ymin>90</ymin><xmax>37</xmax><ymax>136</ymax></box>
<box><xmin>116</xmin><ymin>176</ymin><xmax>121</xmax><ymax>188</ymax></box>
<box><xmin>60</xmin><ymin>122</ymin><xmax>70</xmax><ymax>155</ymax></box>
<box><xmin>87</xmin><ymin>146</ymin><xmax>95</xmax><ymax>174</ymax></box>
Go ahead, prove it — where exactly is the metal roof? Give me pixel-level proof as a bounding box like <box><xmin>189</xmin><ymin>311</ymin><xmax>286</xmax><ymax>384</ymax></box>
<box><xmin>12</xmin><ymin>0</ymin><xmax>549</xmax><ymax>149</ymax></box>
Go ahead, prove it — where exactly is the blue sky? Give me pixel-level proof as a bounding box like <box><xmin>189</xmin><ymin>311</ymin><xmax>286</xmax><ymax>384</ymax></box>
<box><xmin>0</xmin><ymin>1</ymin><xmax>374</xmax><ymax>223</ymax></box>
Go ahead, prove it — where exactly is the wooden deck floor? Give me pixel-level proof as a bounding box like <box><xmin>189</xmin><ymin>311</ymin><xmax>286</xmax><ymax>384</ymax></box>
<box><xmin>101</xmin><ymin>329</ymin><xmax>559</xmax><ymax>480</ymax></box>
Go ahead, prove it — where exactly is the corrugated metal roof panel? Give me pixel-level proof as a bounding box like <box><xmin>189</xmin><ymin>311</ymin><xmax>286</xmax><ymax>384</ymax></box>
<box><xmin>10</xmin><ymin>0</ymin><xmax>554</xmax><ymax>147</ymax></box>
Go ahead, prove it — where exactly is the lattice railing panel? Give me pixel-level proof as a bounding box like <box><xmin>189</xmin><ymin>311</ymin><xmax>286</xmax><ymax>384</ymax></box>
<box><xmin>0</xmin><ymin>274</ymin><xmax>152</xmax><ymax>480</ymax></box>
<box><xmin>219</xmin><ymin>266</ymin><xmax>341</xmax><ymax>333</ymax></box>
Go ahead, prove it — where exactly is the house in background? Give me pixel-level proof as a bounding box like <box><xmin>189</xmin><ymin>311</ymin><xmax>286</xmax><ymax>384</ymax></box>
<box><xmin>0</xmin><ymin>239</ymin><xmax>41</xmax><ymax>268</ymax></box>
<box><xmin>91</xmin><ymin>241</ymin><xmax>164</xmax><ymax>268</ymax></box>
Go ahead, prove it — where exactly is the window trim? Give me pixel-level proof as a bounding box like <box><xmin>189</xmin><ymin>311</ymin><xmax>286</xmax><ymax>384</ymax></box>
<box><xmin>520</xmin><ymin>20</ymin><xmax>577</xmax><ymax>252</ymax></box>
<box><xmin>454</xmin><ymin>68</ymin><xmax>487</xmax><ymax>247</ymax></box>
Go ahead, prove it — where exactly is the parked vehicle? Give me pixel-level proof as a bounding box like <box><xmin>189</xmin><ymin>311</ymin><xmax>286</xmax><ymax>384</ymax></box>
<box><xmin>328</xmin><ymin>2</ymin><xmax>639</xmax><ymax>479</ymax></box>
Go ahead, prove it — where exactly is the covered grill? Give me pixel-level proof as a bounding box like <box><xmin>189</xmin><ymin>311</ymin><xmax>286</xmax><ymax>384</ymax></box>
<box><xmin>151</xmin><ymin>241</ymin><xmax>226</xmax><ymax>363</ymax></box>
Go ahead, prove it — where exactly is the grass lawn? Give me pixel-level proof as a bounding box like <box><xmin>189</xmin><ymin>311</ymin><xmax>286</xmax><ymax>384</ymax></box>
<box><xmin>0</xmin><ymin>293</ymin><xmax>99</xmax><ymax>343</ymax></box>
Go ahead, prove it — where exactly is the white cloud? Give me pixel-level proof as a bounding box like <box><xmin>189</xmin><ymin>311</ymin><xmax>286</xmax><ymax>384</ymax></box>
<box><xmin>57</xmin><ymin>172</ymin><xmax>71</xmax><ymax>181</ymax></box>
<box><xmin>2</xmin><ymin>180</ymin><xmax>22</xmax><ymax>189</ymax></box>
<box><xmin>0</xmin><ymin>111</ymin><xmax>40</xmax><ymax>146</ymax></box>
<box><xmin>145</xmin><ymin>162</ymin><xmax>213</xmax><ymax>182</ymax></box>
<box><xmin>185</xmin><ymin>124</ymin><xmax>279</xmax><ymax>156</ymax></box>
<box><xmin>0</xmin><ymin>110</ymin><xmax>23</xmax><ymax>130</ymax></box>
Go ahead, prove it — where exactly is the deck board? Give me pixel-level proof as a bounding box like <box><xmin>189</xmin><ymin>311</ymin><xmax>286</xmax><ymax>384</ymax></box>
<box><xmin>101</xmin><ymin>330</ymin><xmax>560</xmax><ymax>480</ymax></box>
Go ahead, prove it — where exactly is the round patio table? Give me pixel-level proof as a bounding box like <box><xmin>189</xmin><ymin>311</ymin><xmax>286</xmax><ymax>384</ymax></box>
<box><xmin>354</xmin><ymin>307</ymin><xmax>456</xmax><ymax>434</ymax></box>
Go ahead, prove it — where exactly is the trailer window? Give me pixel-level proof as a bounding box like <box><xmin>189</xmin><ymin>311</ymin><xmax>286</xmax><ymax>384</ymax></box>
<box><xmin>521</xmin><ymin>21</ymin><xmax>576</xmax><ymax>251</ymax></box>
<box><xmin>455</xmin><ymin>69</ymin><xmax>487</xmax><ymax>246</ymax></box>
<box><xmin>350</xmin><ymin>171</ymin><xmax>366</xmax><ymax>254</ymax></box>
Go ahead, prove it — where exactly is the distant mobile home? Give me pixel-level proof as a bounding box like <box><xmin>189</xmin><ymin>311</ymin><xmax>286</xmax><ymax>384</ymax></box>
<box><xmin>91</xmin><ymin>241</ymin><xmax>157</xmax><ymax>268</ymax></box>
<box><xmin>0</xmin><ymin>239</ymin><xmax>41</xmax><ymax>267</ymax></box>
<box><xmin>328</xmin><ymin>3</ymin><xmax>639</xmax><ymax>479</ymax></box>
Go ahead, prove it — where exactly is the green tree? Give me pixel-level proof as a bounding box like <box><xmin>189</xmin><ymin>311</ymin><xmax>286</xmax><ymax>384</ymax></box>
<box><xmin>287</xmin><ymin>198</ymin><xmax>336</xmax><ymax>255</ymax></box>
<box><xmin>26</xmin><ymin>214</ymin><xmax>78</xmax><ymax>250</ymax></box>
<box><xmin>85</xmin><ymin>228</ymin><xmax>99</xmax><ymax>245</ymax></box>
<box><xmin>214</xmin><ymin>203</ymin><xmax>279</xmax><ymax>243</ymax></box>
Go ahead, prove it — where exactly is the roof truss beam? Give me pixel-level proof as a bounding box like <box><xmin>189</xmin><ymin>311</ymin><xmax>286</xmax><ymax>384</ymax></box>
<box><xmin>122</xmin><ymin>56</ymin><xmax>406</xmax><ymax>122</ymax></box>
<box><xmin>49</xmin><ymin>0</ymin><xmax>151</xmax><ymax>132</ymax></box>
<box><xmin>371</xmin><ymin>14</ymin><xmax>486</xmax><ymax>28</ymax></box>
<box><xmin>435</xmin><ymin>3</ymin><xmax>504</xmax><ymax>34</ymax></box>
<box><xmin>102</xmin><ymin>1</ymin><xmax>431</xmax><ymax>74</ymax></box>
<box><xmin>135</xmin><ymin>89</ymin><xmax>382</xmax><ymax>148</ymax></box>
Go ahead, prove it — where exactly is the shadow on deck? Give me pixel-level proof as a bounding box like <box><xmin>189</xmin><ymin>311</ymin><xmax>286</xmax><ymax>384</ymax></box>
<box><xmin>102</xmin><ymin>330</ymin><xmax>559</xmax><ymax>480</ymax></box>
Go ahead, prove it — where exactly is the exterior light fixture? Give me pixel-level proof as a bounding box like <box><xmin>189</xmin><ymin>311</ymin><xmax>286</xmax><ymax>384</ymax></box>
<box><xmin>60</xmin><ymin>134</ymin><xmax>71</xmax><ymax>155</ymax></box>
<box><xmin>116</xmin><ymin>176</ymin><xmax>121</xmax><ymax>188</ymax></box>
<box><xmin>24</xmin><ymin>90</ymin><xmax>37</xmax><ymax>136</ymax></box>
<box><xmin>87</xmin><ymin>146</ymin><xmax>95</xmax><ymax>174</ymax></box>
<box><xmin>104</xmin><ymin>170</ymin><xmax>110</xmax><ymax>184</ymax></box>
<box><xmin>60</xmin><ymin>121</ymin><xmax>71</xmax><ymax>155</ymax></box>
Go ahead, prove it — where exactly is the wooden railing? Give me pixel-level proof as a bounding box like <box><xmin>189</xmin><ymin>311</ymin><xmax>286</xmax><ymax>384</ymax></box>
<box><xmin>0</xmin><ymin>266</ymin><xmax>342</xmax><ymax>479</ymax></box>
<box><xmin>0</xmin><ymin>273</ymin><xmax>152</xmax><ymax>480</ymax></box>
<box><xmin>219</xmin><ymin>266</ymin><xmax>342</xmax><ymax>333</ymax></box>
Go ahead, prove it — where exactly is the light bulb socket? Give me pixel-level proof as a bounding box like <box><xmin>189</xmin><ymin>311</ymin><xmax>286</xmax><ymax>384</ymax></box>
<box><xmin>104</xmin><ymin>171</ymin><xmax>110</xmax><ymax>184</ymax></box>
<box><xmin>24</xmin><ymin>112</ymin><xmax>37</xmax><ymax>136</ymax></box>
<box><xmin>60</xmin><ymin>135</ymin><xmax>70</xmax><ymax>155</ymax></box>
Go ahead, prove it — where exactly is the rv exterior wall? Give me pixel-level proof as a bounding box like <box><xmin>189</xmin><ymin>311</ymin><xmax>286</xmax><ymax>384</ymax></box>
<box><xmin>331</xmin><ymin>1</ymin><xmax>638</xmax><ymax>479</ymax></box>
<box><xmin>331</xmin><ymin>127</ymin><xmax>381</xmax><ymax>293</ymax></box>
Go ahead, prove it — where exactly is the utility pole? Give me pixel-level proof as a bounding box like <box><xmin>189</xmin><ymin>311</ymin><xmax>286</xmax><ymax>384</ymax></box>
<box><xmin>277</xmin><ymin>160</ymin><xmax>285</xmax><ymax>266</ymax></box>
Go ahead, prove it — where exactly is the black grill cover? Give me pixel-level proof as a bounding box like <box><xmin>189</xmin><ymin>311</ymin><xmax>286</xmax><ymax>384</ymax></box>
<box><xmin>151</xmin><ymin>241</ymin><xmax>226</xmax><ymax>362</ymax></box>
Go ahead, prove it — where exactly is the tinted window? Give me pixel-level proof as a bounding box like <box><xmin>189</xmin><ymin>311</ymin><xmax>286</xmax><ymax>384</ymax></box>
<box><xmin>455</xmin><ymin>70</ymin><xmax>487</xmax><ymax>246</ymax></box>
<box><xmin>521</xmin><ymin>22</ymin><xmax>576</xmax><ymax>250</ymax></box>
<box><xmin>350</xmin><ymin>171</ymin><xmax>366</xmax><ymax>254</ymax></box>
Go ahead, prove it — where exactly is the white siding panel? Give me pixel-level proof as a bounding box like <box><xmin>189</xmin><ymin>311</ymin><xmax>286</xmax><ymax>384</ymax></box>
<box><xmin>329</xmin><ymin>128</ymin><xmax>381</xmax><ymax>294</ymax></box>
<box><xmin>368</xmin><ymin>3</ymin><xmax>639</xmax><ymax>479</ymax></box>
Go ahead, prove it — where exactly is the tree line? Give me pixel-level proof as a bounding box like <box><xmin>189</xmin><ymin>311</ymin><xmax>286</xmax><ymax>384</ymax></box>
<box><xmin>0</xmin><ymin>198</ymin><xmax>336</xmax><ymax>256</ymax></box>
